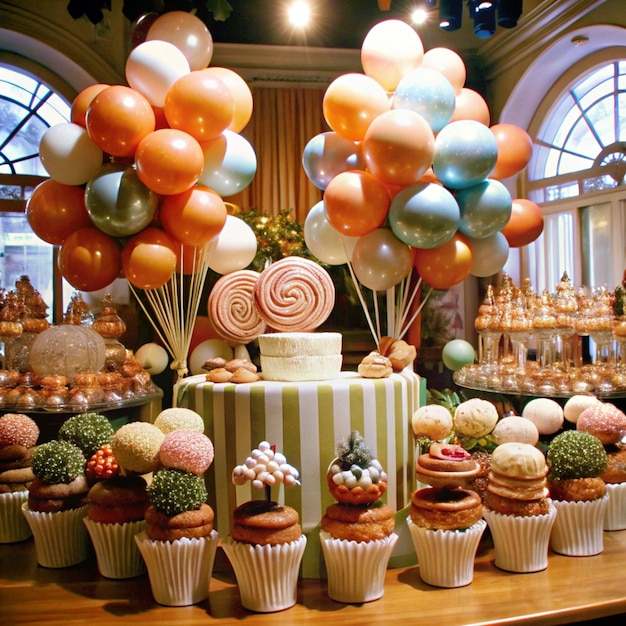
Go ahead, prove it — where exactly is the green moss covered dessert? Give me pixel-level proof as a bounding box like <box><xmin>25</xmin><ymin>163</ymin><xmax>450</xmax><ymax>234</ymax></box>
<box><xmin>547</xmin><ymin>430</ymin><xmax>608</xmax><ymax>480</ymax></box>
<box><xmin>58</xmin><ymin>412</ymin><xmax>115</xmax><ymax>457</ymax></box>
<box><xmin>147</xmin><ymin>468</ymin><xmax>208</xmax><ymax>516</ymax></box>
<box><xmin>32</xmin><ymin>439</ymin><xmax>86</xmax><ymax>484</ymax></box>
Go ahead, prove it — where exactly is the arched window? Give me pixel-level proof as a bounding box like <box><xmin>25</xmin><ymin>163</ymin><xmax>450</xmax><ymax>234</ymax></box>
<box><xmin>520</xmin><ymin>58</ymin><xmax>626</xmax><ymax>295</ymax></box>
<box><xmin>0</xmin><ymin>65</ymin><xmax>71</xmax><ymax>320</ymax></box>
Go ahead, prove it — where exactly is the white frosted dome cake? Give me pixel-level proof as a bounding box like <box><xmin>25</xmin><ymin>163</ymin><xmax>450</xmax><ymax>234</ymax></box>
<box><xmin>258</xmin><ymin>332</ymin><xmax>343</xmax><ymax>382</ymax></box>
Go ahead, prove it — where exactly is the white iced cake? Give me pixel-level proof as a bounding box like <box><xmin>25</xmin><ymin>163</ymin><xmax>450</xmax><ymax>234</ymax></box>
<box><xmin>258</xmin><ymin>332</ymin><xmax>343</xmax><ymax>382</ymax></box>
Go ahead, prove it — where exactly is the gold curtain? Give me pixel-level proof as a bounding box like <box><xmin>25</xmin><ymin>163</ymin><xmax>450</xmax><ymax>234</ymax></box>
<box><xmin>226</xmin><ymin>86</ymin><xmax>327</xmax><ymax>223</ymax></box>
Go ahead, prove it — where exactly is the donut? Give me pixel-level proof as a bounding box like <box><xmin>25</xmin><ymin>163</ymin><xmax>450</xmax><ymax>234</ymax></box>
<box><xmin>321</xmin><ymin>502</ymin><xmax>395</xmax><ymax>542</ymax></box>
<box><xmin>547</xmin><ymin>476</ymin><xmax>606</xmax><ymax>502</ymax></box>
<box><xmin>0</xmin><ymin>413</ymin><xmax>40</xmax><ymax>448</ymax></box>
<box><xmin>159</xmin><ymin>429</ymin><xmax>214</xmax><ymax>476</ymax></box>
<box><xmin>409</xmin><ymin>487</ymin><xmax>482</xmax><ymax>530</ymax></box>
<box><xmin>577</xmin><ymin>402</ymin><xmax>626</xmax><ymax>445</ymax></box>
<box><xmin>484</xmin><ymin>491</ymin><xmax>552</xmax><ymax>516</ymax></box>
<box><xmin>253</xmin><ymin>256</ymin><xmax>335</xmax><ymax>332</ymax></box>
<box><xmin>232</xmin><ymin>500</ymin><xmax>301</xmax><ymax>545</ymax></box>
<box><xmin>87</xmin><ymin>475</ymin><xmax>149</xmax><ymax>524</ymax></box>
<box><xmin>0</xmin><ymin>466</ymin><xmax>35</xmax><ymax>485</ymax></box>
<box><xmin>601</xmin><ymin>448</ymin><xmax>626</xmax><ymax>484</ymax></box>
<box><xmin>208</xmin><ymin>270</ymin><xmax>267</xmax><ymax>343</ymax></box>
<box><xmin>145</xmin><ymin>502</ymin><xmax>215</xmax><ymax>541</ymax></box>
<box><xmin>112</xmin><ymin>422</ymin><xmax>165</xmax><ymax>475</ymax></box>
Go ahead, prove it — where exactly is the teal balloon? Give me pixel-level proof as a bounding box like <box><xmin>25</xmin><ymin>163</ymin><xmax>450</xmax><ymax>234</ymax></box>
<box><xmin>457</xmin><ymin>179</ymin><xmax>512</xmax><ymax>239</ymax></box>
<box><xmin>442</xmin><ymin>339</ymin><xmax>476</xmax><ymax>371</ymax></box>
<box><xmin>85</xmin><ymin>163</ymin><xmax>158</xmax><ymax>237</ymax></box>
<box><xmin>302</xmin><ymin>131</ymin><xmax>365</xmax><ymax>190</ymax></box>
<box><xmin>433</xmin><ymin>120</ymin><xmax>498</xmax><ymax>189</ymax></box>
<box><xmin>389</xmin><ymin>182</ymin><xmax>460</xmax><ymax>249</ymax></box>
<box><xmin>198</xmin><ymin>130</ymin><xmax>257</xmax><ymax>197</ymax></box>
<box><xmin>393</xmin><ymin>67</ymin><xmax>456</xmax><ymax>133</ymax></box>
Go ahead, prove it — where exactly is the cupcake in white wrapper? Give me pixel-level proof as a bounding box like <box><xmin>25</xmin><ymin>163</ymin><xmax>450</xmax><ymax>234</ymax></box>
<box><xmin>84</xmin><ymin>518</ymin><xmax>147</xmax><ymax>579</ymax></box>
<box><xmin>550</xmin><ymin>495</ymin><xmax>609</xmax><ymax>556</ymax></box>
<box><xmin>604</xmin><ymin>482</ymin><xmax>626</xmax><ymax>531</ymax></box>
<box><xmin>0</xmin><ymin>491</ymin><xmax>31</xmax><ymax>543</ymax></box>
<box><xmin>320</xmin><ymin>531</ymin><xmax>397</xmax><ymax>603</ymax></box>
<box><xmin>135</xmin><ymin>529</ymin><xmax>218</xmax><ymax>606</ymax></box>
<box><xmin>407</xmin><ymin>518</ymin><xmax>486</xmax><ymax>587</ymax></box>
<box><xmin>21</xmin><ymin>503</ymin><xmax>89</xmax><ymax>568</ymax></box>
<box><xmin>222</xmin><ymin>534</ymin><xmax>307</xmax><ymax>612</ymax></box>
<box><xmin>483</xmin><ymin>504</ymin><xmax>557</xmax><ymax>572</ymax></box>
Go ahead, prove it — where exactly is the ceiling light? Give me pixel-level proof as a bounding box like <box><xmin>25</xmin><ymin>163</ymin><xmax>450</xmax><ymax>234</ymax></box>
<box><xmin>288</xmin><ymin>1</ymin><xmax>311</xmax><ymax>28</ymax></box>
<box><xmin>471</xmin><ymin>1</ymin><xmax>496</xmax><ymax>39</ymax></box>
<box><xmin>439</xmin><ymin>0</ymin><xmax>463</xmax><ymax>32</ymax></box>
<box><xmin>497</xmin><ymin>0</ymin><xmax>523</xmax><ymax>28</ymax></box>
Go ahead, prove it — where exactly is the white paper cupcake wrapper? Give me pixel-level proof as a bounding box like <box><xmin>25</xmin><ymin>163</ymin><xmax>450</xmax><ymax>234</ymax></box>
<box><xmin>550</xmin><ymin>495</ymin><xmax>609</xmax><ymax>556</ymax></box>
<box><xmin>604</xmin><ymin>483</ymin><xmax>626</xmax><ymax>531</ymax></box>
<box><xmin>21</xmin><ymin>503</ymin><xmax>89</xmax><ymax>568</ymax></box>
<box><xmin>483</xmin><ymin>504</ymin><xmax>556</xmax><ymax>573</ymax></box>
<box><xmin>0</xmin><ymin>492</ymin><xmax>31</xmax><ymax>543</ymax></box>
<box><xmin>319</xmin><ymin>531</ymin><xmax>398</xmax><ymax>604</ymax></box>
<box><xmin>222</xmin><ymin>534</ymin><xmax>307</xmax><ymax>613</ymax></box>
<box><xmin>84</xmin><ymin>517</ymin><xmax>147</xmax><ymax>579</ymax></box>
<box><xmin>134</xmin><ymin>530</ymin><xmax>218</xmax><ymax>606</ymax></box>
<box><xmin>407</xmin><ymin>518</ymin><xmax>487</xmax><ymax>588</ymax></box>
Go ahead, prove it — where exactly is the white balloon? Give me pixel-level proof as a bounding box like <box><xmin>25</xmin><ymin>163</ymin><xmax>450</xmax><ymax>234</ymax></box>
<box><xmin>135</xmin><ymin>342</ymin><xmax>169</xmax><ymax>375</ymax></box>
<box><xmin>125</xmin><ymin>40</ymin><xmax>190</xmax><ymax>108</ymax></box>
<box><xmin>189</xmin><ymin>339</ymin><xmax>233</xmax><ymax>375</ymax></box>
<box><xmin>304</xmin><ymin>201</ymin><xmax>348</xmax><ymax>265</ymax></box>
<box><xmin>469</xmin><ymin>231</ymin><xmax>510</xmax><ymax>277</ymax></box>
<box><xmin>207</xmin><ymin>215</ymin><xmax>258</xmax><ymax>275</ymax></box>
<box><xmin>39</xmin><ymin>123</ymin><xmax>103</xmax><ymax>186</ymax></box>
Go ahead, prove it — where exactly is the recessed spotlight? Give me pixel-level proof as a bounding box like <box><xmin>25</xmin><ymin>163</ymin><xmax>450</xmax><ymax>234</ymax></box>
<box><xmin>288</xmin><ymin>1</ymin><xmax>311</xmax><ymax>28</ymax></box>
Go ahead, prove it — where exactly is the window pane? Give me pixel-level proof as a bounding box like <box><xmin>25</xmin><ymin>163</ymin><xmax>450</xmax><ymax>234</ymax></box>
<box><xmin>580</xmin><ymin>203</ymin><xmax>613</xmax><ymax>288</ymax></box>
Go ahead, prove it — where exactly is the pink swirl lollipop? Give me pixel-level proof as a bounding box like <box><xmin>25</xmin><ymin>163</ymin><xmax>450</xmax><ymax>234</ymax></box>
<box><xmin>254</xmin><ymin>256</ymin><xmax>335</xmax><ymax>332</ymax></box>
<box><xmin>208</xmin><ymin>270</ymin><xmax>267</xmax><ymax>343</ymax></box>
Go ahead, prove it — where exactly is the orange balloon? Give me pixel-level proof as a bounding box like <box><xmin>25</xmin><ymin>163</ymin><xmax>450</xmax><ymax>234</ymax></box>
<box><xmin>363</xmin><ymin>109</ymin><xmax>435</xmax><ymax>187</ymax></box>
<box><xmin>58</xmin><ymin>227</ymin><xmax>122</xmax><ymax>292</ymax></box>
<box><xmin>323</xmin><ymin>73</ymin><xmax>390</xmax><ymax>141</ymax></box>
<box><xmin>26</xmin><ymin>180</ymin><xmax>93</xmax><ymax>245</ymax></box>
<box><xmin>449</xmin><ymin>88</ymin><xmax>490</xmax><ymax>126</ymax></box>
<box><xmin>414</xmin><ymin>233</ymin><xmax>473</xmax><ymax>290</ymax></box>
<box><xmin>490</xmin><ymin>123</ymin><xmax>534</xmax><ymax>179</ymax></box>
<box><xmin>203</xmin><ymin>67</ymin><xmax>253</xmax><ymax>133</ymax></box>
<box><xmin>85</xmin><ymin>85</ymin><xmax>156</xmax><ymax>157</ymax></box>
<box><xmin>152</xmin><ymin>105</ymin><xmax>170</xmax><ymax>130</ymax></box>
<box><xmin>189</xmin><ymin>315</ymin><xmax>220</xmax><ymax>354</ymax></box>
<box><xmin>160</xmin><ymin>185</ymin><xmax>227</xmax><ymax>246</ymax></box>
<box><xmin>121</xmin><ymin>227</ymin><xmax>178</xmax><ymax>290</ymax></box>
<box><xmin>501</xmin><ymin>198</ymin><xmax>544</xmax><ymax>248</ymax></box>
<box><xmin>135</xmin><ymin>128</ymin><xmax>204</xmax><ymax>195</ymax></box>
<box><xmin>71</xmin><ymin>84</ymin><xmax>109</xmax><ymax>128</ymax></box>
<box><xmin>164</xmin><ymin>70</ymin><xmax>234</xmax><ymax>142</ymax></box>
<box><xmin>421</xmin><ymin>48</ymin><xmax>466</xmax><ymax>95</ymax></box>
<box><xmin>323</xmin><ymin>170</ymin><xmax>390</xmax><ymax>237</ymax></box>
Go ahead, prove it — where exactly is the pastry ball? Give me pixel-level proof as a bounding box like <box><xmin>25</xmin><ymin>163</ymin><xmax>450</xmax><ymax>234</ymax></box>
<box><xmin>112</xmin><ymin>422</ymin><xmax>165</xmax><ymax>474</ymax></box>
<box><xmin>159</xmin><ymin>429</ymin><xmax>214</xmax><ymax>476</ymax></box>
<box><xmin>563</xmin><ymin>395</ymin><xmax>601</xmax><ymax>424</ymax></box>
<box><xmin>357</xmin><ymin>352</ymin><xmax>392</xmax><ymax>378</ymax></box>
<box><xmin>153</xmin><ymin>407</ymin><xmax>205</xmax><ymax>434</ymax></box>
<box><xmin>492</xmin><ymin>415</ymin><xmax>539</xmax><ymax>446</ymax></box>
<box><xmin>547</xmin><ymin>430</ymin><xmax>607</xmax><ymax>480</ymax></box>
<box><xmin>576</xmin><ymin>402</ymin><xmax>626</xmax><ymax>446</ymax></box>
<box><xmin>0</xmin><ymin>413</ymin><xmax>39</xmax><ymax>448</ymax></box>
<box><xmin>491</xmin><ymin>441</ymin><xmax>547</xmax><ymax>480</ymax></box>
<box><xmin>58</xmin><ymin>412</ymin><xmax>115</xmax><ymax>457</ymax></box>
<box><xmin>453</xmin><ymin>398</ymin><xmax>499</xmax><ymax>438</ymax></box>
<box><xmin>411</xmin><ymin>405</ymin><xmax>453</xmax><ymax>440</ymax></box>
<box><xmin>521</xmin><ymin>398</ymin><xmax>564</xmax><ymax>435</ymax></box>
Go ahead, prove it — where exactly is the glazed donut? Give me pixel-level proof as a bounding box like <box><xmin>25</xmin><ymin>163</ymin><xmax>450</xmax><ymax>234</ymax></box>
<box><xmin>231</xmin><ymin>500</ymin><xmax>301</xmax><ymax>545</ymax></box>
<box><xmin>547</xmin><ymin>476</ymin><xmax>606</xmax><ymax>502</ymax></box>
<box><xmin>484</xmin><ymin>491</ymin><xmax>552</xmax><ymax>516</ymax></box>
<box><xmin>145</xmin><ymin>502</ymin><xmax>215</xmax><ymax>541</ymax></box>
<box><xmin>208</xmin><ymin>270</ymin><xmax>267</xmax><ymax>344</ymax></box>
<box><xmin>253</xmin><ymin>256</ymin><xmax>335</xmax><ymax>332</ymax></box>
<box><xmin>321</xmin><ymin>502</ymin><xmax>395</xmax><ymax>542</ymax></box>
<box><xmin>409</xmin><ymin>487</ymin><xmax>482</xmax><ymax>530</ymax></box>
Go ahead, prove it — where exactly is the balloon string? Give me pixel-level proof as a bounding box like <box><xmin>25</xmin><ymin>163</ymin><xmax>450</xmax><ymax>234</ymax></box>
<box><xmin>345</xmin><ymin>257</ymin><xmax>380</xmax><ymax>346</ymax></box>
<box><xmin>399</xmin><ymin>284</ymin><xmax>433</xmax><ymax>341</ymax></box>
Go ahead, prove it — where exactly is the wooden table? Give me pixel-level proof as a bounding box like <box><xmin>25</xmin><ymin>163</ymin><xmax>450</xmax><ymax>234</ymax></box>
<box><xmin>1</xmin><ymin>529</ymin><xmax>625</xmax><ymax>626</ymax></box>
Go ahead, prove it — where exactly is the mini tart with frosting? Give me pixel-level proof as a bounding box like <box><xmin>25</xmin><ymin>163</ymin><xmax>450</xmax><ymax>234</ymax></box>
<box><xmin>327</xmin><ymin>431</ymin><xmax>387</xmax><ymax>505</ymax></box>
<box><xmin>415</xmin><ymin>443</ymin><xmax>481</xmax><ymax>489</ymax></box>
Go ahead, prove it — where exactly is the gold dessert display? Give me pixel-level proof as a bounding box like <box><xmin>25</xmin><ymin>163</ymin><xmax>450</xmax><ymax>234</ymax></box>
<box><xmin>455</xmin><ymin>271</ymin><xmax>626</xmax><ymax>396</ymax></box>
<box><xmin>0</xmin><ymin>277</ymin><xmax>161</xmax><ymax>411</ymax></box>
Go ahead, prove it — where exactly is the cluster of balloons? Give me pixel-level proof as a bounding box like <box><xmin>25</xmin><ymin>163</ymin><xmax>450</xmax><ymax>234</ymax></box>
<box><xmin>302</xmin><ymin>19</ymin><xmax>544</xmax><ymax>291</ymax></box>
<box><xmin>26</xmin><ymin>10</ymin><xmax>260</xmax><ymax>293</ymax></box>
